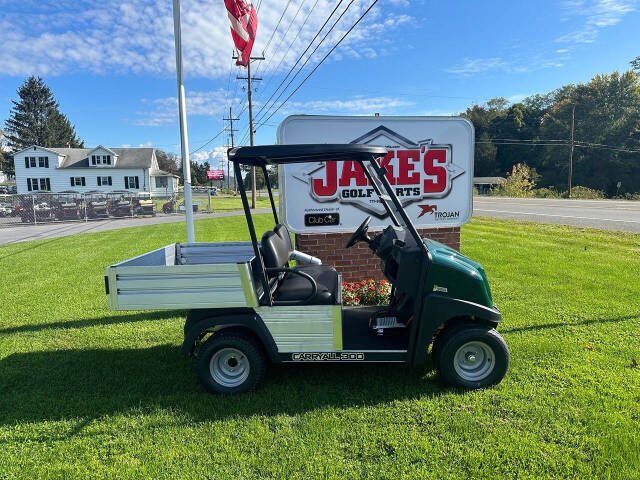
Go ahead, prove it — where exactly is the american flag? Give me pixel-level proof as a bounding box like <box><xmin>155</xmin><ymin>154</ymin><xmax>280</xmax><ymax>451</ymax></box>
<box><xmin>224</xmin><ymin>0</ymin><xmax>258</xmax><ymax>67</ymax></box>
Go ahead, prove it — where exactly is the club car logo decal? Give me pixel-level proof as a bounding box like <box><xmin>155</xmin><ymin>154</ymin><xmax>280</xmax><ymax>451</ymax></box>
<box><xmin>292</xmin><ymin>126</ymin><xmax>465</xmax><ymax>218</ymax></box>
<box><xmin>291</xmin><ymin>352</ymin><xmax>365</xmax><ymax>361</ymax></box>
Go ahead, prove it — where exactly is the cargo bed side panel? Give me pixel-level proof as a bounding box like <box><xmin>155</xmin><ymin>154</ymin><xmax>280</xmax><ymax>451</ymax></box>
<box><xmin>108</xmin><ymin>263</ymin><xmax>257</xmax><ymax>310</ymax></box>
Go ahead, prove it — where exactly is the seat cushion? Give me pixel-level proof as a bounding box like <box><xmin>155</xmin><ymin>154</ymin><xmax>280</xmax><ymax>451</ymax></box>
<box><xmin>293</xmin><ymin>264</ymin><xmax>339</xmax><ymax>295</ymax></box>
<box><xmin>274</xmin><ymin>266</ymin><xmax>339</xmax><ymax>305</ymax></box>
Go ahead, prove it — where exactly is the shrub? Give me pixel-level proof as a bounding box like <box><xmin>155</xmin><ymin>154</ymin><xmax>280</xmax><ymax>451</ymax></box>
<box><xmin>491</xmin><ymin>163</ymin><xmax>537</xmax><ymax>198</ymax></box>
<box><xmin>342</xmin><ymin>279</ymin><xmax>391</xmax><ymax>306</ymax></box>
<box><xmin>569</xmin><ymin>186</ymin><xmax>605</xmax><ymax>199</ymax></box>
<box><xmin>533</xmin><ymin>187</ymin><xmax>563</xmax><ymax>198</ymax></box>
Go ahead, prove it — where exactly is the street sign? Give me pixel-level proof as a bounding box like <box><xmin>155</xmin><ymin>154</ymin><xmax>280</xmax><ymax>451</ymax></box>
<box><xmin>277</xmin><ymin>115</ymin><xmax>474</xmax><ymax>233</ymax></box>
<box><xmin>207</xmin><ymin>170</ymin><xmax>225</xmax><ymax>180</ymax></box>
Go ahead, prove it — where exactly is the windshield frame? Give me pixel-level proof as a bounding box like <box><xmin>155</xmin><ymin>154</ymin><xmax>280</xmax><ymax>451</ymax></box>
<box><xmin>358</xmin><ymin>156</ymin><xmax>431</xmax><ymax>256</ymax></box>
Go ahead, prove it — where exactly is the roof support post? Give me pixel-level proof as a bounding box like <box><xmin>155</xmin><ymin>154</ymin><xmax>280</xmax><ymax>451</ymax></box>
<box><xmin>235</xmin><ymin>161</ymin><xmax>272</xmax><ymax>306</ymax></box>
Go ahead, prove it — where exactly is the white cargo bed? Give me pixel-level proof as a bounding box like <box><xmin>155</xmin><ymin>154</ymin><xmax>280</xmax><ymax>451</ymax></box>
<box><xmin>105</xmin><ymin>242</ymin><xmax>259</xmax><ymax>310</ymax></box>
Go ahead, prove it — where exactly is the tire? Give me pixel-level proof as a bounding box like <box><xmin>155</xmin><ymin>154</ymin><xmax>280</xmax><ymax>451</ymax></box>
<box><xmin>196</xmin><ymin>332</ymin><xmax>267</xmax><ymax>394</ymax></box>
<box><xmin>433</xmin><ymin>326</ymin><xmax>509</xmax><ymax>389</ymax></box>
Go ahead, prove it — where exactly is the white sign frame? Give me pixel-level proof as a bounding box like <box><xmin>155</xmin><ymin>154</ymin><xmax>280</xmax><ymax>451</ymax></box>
<box><xmin>277</xmin><ymin>115</ymin><xmax>474</xmax><ymax>233</ymax></box>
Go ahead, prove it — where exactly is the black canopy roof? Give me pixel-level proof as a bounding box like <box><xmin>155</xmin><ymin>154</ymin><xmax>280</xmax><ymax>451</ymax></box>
<box><xmin>227</xmin><ymin>143</ymin><xmax>387</xmax><ymax>166</ymax></box>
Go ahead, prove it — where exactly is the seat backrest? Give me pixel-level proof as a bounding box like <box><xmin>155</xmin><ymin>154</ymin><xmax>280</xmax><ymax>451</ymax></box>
<box><xmin>274</xmin><ymin>223</ymin><xmax>294</xmax><ymax>251</ymax></box>
<box><xmin>261</xmin><ymin>230</ymin><xmax>291</xmax><ymax>269</ymax></box>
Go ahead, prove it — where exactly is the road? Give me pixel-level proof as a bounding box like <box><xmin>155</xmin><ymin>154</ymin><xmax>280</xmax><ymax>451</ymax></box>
<box><xmin>474</xmin><ymin>197</ymin><xmax>640</xmax><ymax>233</ymax></box>
<box><xmin>1</xmin><ymin>198</ymin><xmax>638</xmax><ymax>246</ymax></box>
<box><xmin>0</xmin><ymin>209</ymin><xmax>271</xmax><ymax>246</ymax></box>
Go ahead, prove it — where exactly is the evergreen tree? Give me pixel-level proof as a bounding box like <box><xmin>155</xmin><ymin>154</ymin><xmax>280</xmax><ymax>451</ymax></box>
<box><xmin>4</xmin><ymin>76</ymin><xmax>84</xmax><ymax>151</ymax></box>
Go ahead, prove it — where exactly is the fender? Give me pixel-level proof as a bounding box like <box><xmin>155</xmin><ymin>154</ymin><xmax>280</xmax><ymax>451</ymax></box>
<box><xmin>181</xmin><ymin>308</ymin><xmax>279</xmax><ymax>362</ymax></box>
<box><xmin>411</xmin><ymin>294</ymin><xmax>502</xmax><ymax>365</ymax></box>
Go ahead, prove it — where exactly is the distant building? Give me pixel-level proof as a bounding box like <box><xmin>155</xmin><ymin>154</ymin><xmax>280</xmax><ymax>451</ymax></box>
<box><xmin>13</xmin><ymin>145</ymin><xmax>179</xmax><ymax>196</ymax></box>
<box><xmin>473</xmin><ymin>176</ymin><xmax>505</xmax><ymax>195</ymax></box>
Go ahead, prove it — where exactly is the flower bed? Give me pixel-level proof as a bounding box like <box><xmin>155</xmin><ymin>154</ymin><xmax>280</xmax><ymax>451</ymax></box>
<box><xmin>341</xmin><ymin>279</ymin><xmax>391</xmax><ymax>306</ymax></box>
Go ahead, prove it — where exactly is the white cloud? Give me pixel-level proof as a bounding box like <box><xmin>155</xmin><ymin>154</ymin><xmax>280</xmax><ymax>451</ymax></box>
<box><xmin>555</xmin><ymin>0</ymin><xmax>636</xmax><ymax>43</ymax></box>
<box><xmin>135</xmin><ymin>89</ymin><xmax>241</xmax><ymax>126</ymax></box>
<box><xmin>445</xmin><ymin>57</ymin><xmax>508</xmax><ymax>75</ymax></box>
<box><xmin>191</xmin><ymin>145</ymin><xmax>228</xmax><ymax>165</ymax></box>
<box><xmin>0</xmin><ymin>0</ymin><xmax>412</xmax><ymax>78</ymax></box>
<box><xmin>285</xmin><ymin>96</ymin><xmax>414</xmax><ymax>114</ymax></box>
<box><xmin>446</xmin><ymin>56</ymin><xmax>565</xmax><ymax>76</ymax></box>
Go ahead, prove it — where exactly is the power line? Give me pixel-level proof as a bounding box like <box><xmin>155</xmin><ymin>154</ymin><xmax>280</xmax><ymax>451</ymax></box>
<box><xmin>250</xmin><ymin>0</ymin><xmax>346</xmax><ymax>124</ymax></box>
<box><xmin>191</xmin><ymin>127</ymin><xmax>227</xmax><ymax>154</ymax></box>
<box><xmin>257</xmin><ymin>0</ymin><xmax>308</xmax><ymax>78</ymax></box>
<box><xmin>260</xmin><ymin>0</ymin><xmax>295</xmax><ymax>58</ymax></box>
<box><xmin>255</xmin><ymin>0</ymin><xmax>380</xmax><ymax>131</ymax></box>
<box><xmin>254</xmin><ymin>0</ymin><xmax>355</xmax><ymax>128</ymax></box>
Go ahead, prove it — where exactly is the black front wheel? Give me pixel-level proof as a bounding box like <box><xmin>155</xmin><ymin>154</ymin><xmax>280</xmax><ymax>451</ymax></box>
<box><xmin>433</xmin><ymin>325</ymin><xmax>509</xmax><ymax>389</ymax></box>
<box><xmin>196</xmin><ymin>332</ymin><xmax>267</xmax><ymax>394</ymax></box>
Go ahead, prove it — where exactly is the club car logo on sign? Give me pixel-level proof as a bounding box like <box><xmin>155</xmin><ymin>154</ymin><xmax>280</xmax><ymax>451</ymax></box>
<box><xmin>292</xmin><ymin>126</ymin><xmax>465</xmax><ymax>217</ymax></box>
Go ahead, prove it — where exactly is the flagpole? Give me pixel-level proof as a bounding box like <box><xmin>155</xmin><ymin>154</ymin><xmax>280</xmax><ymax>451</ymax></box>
<box><xmin>172</xmin><ymin>0</ymin><xmax>196</xmax><ymax>243</ymax></box>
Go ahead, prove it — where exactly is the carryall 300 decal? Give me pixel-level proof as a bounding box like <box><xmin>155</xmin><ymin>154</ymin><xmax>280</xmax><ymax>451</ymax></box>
<box><xmin>291</xmin><ymin>352</ymin><xmax>365</xmax><ymax>361</ymax></box>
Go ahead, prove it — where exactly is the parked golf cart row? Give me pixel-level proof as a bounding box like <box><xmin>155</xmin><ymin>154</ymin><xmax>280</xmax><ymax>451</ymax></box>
<box><xmin>5</xmin><ymin>192</ymin><xmax>158</xmax><ymax>223</ymax></box>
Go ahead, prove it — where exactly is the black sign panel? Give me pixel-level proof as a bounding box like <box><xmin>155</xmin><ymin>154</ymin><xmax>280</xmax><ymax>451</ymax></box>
<box><xmin>304</xmin><ymin>213</ymin><xmax>340</xmax><ymax>227</ymax></box>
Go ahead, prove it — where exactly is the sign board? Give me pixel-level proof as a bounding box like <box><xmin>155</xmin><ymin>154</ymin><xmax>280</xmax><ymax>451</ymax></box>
<box><xmin>206</xmin><ymin>170</ymin><xmax>224</xmax><ymax>180</ymax></box>
<box><xmin>277</xmin><ymin>115</ymin><xmax>474</xmax><ymax>233</ymax></box>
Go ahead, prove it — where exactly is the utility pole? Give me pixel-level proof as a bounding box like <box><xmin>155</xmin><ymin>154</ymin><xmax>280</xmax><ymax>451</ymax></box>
<box><xmin>568</xmin><ymin>103</ymin><xmax>575</xmax><ymax>199</ymax></box>
<box><xmin>223</xmin><ymin>106</ymin><xmax>238</xmax><ymax>192</ymax></box>
<box><xmin>235</xmin><ymin>55</ymin><xmax>264</xmax><ymax>208</ymax></box>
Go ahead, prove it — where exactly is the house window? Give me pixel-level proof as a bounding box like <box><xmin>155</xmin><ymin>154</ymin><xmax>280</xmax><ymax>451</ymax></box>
<box><xmin>125</xmin><ymin>176</ymin><xmax>139</xmax><ymax>189</ymax></box>
<box><xmin>29</xmin><ymin>157</ymin><xmax>37</xmax><ymax>167</ymax></box>
<box><xmin>155</xmin><ymin>176</ymin><xmax>168</xmax><ymax>188</ymax></box>
<box><xmin>106</xmin><ymin>155</ymin><xmax>111</xmax><ymax>165</ymax></box>
<box><xmin>70</xmin><ymin>177</ymin><xmax>86</xmax><ymax>187</ymax></box>
<box><xmin>97</xmin><ymin>176</ymin><xmax>112</xmax><ymax>186</ymax></box>
<box><xmin>38</xmin><ymin>156</ymin><xmax>49</xmax><ymax>168</ymax></box>
<box><xmin>31</xmin><ymin>178</ymin><xmax>39</xmax><ymax>190</ymax></box>
<box><xmin>39</xmin><ymin>178</ymin><xmax>51</xmax><ymax>191</ymax></box>
<box><xmin>92</xmin><ymin>155</ymin><xmax>96</xmax><ymax>165</ymax></box>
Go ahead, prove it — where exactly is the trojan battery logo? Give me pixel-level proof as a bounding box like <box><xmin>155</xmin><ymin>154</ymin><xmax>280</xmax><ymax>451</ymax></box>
<box><xmin>292</xmin><ymin>126</ymin><xmax>466</xmax><ymax>217</ymax></box>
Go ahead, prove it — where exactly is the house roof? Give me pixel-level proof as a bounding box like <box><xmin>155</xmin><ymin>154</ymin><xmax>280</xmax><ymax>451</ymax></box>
<box><xmin>152</xmin><ymin>170</ymin><xmax>179</xmax><ymax>178</ymax></box>
<box><xmin>54</xmin><ymin>147</ymin><xmax>155</xmax><ymax>169</ymax></box>
<box><xmin>473</xmin><ymin>177</ymin><xmax>506</xmax><ymax>184</ymax></box>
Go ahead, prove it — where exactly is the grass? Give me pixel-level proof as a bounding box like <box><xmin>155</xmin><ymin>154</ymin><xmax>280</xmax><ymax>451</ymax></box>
<box><xmin>0</xmin><ymin>216</ymin><xmax>639</xmax><ymax>479</ymax></box>
<box><xmin>153</xmin><ymin>195</ymin><xmax>278</xmax><ymax>213</ymax></box>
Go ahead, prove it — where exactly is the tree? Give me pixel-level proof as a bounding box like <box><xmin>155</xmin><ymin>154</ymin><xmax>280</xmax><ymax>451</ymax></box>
<box><xmin>4</xmin><ymin>76</ymin><xmax>83</xmax><ymax>151</ymax></box>
<box><xmin>632</xmin><ymin>56</ymin><xmax>640</xmax><ymax>73</ymax></box>
<box><xmin>155</xmin><ymin>149</ymin><xmax>180</xmax><ymax>175</ymax></box>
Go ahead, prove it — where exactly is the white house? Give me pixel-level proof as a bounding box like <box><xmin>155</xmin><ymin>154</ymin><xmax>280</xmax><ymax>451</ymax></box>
<box><xmin>13</xmin><ymin>145</ymin><xmax>179</xmax><ymax>196</ymax></box>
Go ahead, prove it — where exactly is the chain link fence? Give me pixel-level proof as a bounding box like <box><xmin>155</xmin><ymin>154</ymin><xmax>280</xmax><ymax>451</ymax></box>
<box><xmin>0</xmin><ymin>191</ymin><xmax>210</xmax><ymax>228</ymax></box>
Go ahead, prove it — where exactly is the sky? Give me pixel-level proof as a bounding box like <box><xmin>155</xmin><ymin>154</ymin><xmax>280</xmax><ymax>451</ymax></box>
<box><xmin>0</xmin><ymin>0</ymin><xmax>638</xmax><ymax>168</ymax></box>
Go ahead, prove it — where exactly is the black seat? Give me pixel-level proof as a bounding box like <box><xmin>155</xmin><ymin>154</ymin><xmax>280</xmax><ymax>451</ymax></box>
<box><xmin>274</xmin><ymin>223</ymin><xmax>337</xmax><ymax>277</ymax></box>
<box><xmin>261</xmin><ymin>226</ymin><xmax>339</xmax><ymax>305</ymax></box>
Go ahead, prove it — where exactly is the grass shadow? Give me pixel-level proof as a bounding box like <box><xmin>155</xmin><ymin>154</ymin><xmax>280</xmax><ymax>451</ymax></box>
<box><xmin>0</xmin><ymin>311</ymin><xmax>186</xmax><ymax>335</ymax></box>
<box><xmin>0</xmin><ymin>344</ymin><xmax>444</xmax><ymax>426</ymax></box>
<box><xmin>503</xmin><ymin>313</ymin><xmax>640</xmax><ymax>334</ymax></box>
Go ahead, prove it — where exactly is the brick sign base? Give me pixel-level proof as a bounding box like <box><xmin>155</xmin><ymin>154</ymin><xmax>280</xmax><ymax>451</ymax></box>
<box><xmin>295</xmin><ymin>227</ymin><xmax>460</xmax><ymax>283</ymax></box>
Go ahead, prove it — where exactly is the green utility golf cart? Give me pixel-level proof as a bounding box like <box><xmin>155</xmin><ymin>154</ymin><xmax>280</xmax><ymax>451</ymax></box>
<box><xmin>105</xmin><ymin>144</ymin><xmax>508</xmax><ymax>394</ymax></box>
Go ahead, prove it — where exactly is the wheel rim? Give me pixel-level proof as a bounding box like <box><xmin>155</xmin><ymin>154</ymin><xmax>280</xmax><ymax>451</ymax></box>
<box><xmin>453</xmin><ymin>341</ymin><xmax>495</xmax><ymax>382</ymax></box>
<box><xmin>209</xmin><ymin>348</ymin><xmax>250</xmax><ymax>388</ymax></box>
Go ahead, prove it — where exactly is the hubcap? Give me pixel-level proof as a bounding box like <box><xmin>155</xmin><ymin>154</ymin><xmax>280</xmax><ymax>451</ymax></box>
<box><xmin>453</xmin><ymin>341</ymin><xmax>495</xmax><ymax>382</ymax></box>
<box><xmin>209</xmin><ymin>348</ymin><xmax>250</xmax><ymax>388</ymax></box>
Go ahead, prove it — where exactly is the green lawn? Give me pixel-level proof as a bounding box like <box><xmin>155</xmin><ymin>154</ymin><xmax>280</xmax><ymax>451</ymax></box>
<box><xmin>154</xmin><ymin>195</ymin><xmax>278</xmax><ymax>213</ymax></box>
<box><xmin>0</xmin><ymin>217</ymin><xmax>638</xmax><ymax>479</ymax></box>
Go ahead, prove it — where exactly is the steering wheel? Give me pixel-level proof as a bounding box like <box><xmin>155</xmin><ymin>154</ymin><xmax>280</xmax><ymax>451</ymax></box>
<box><xmin>345</xmin><ymin>216</ymin><xmax>372</xmax><ymax>248</ymax></box>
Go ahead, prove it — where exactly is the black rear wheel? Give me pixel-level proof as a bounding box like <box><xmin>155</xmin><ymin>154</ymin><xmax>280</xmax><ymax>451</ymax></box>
<box><xmin>196</xmin><ymin>331</ymin><xmax>267</xmax><ymax>394</ymax></box>
<box><xmin>433</xmin><ymin>325</ymin><xmax>509</xmax><ymax>389</ymax></box>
